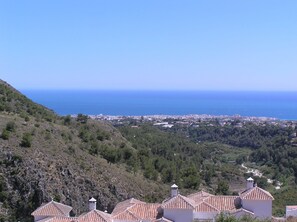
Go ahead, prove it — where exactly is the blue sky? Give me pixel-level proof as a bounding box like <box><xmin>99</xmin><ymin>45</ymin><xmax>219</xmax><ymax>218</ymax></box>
<box><xmin>0</xmin><ymin>0</ymin><xmax>296</xmax><ymax>91</ymax></box>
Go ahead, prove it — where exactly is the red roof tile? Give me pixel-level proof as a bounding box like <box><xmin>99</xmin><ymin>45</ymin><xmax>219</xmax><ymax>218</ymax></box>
<box><xmin>129</xmin><ymin>203</ymin><xmax>160</xmax><ymax>220</ymax></box>
<box><xmin>112</xmin><ymin>210</ymin><xmax>139</xmax><ymax>221</ymax></box>
<box><xmin>77</xmin><ymin>210</ymin><xmax>111</xmax><ymax>222</ymax></box>
<box><xmin>31</xmin><ymin>201</ymin><xmax>72</xmax><ymax>217</ymax></box>
<box><xmin>240</xmin><ymin>187</ymin><xmax>274</xmax><ymax>200</ymax></box>
<box><xmin>187</xmin><ymin>191</ymin><xmax>214</xmax><ymax>203</ymax></box>
<box><xmin>204</xmin><ymin>196</ymin><xmax>238</xmax><ymax>211</ymax></box>
<box><xmin>162</xmin><ymin>194</ymin><xmax>195</xmax><ymax>209</ymax></box>
<box><xmin>111</xmin><ymin>198</ymin><xmax>145</xmax><ymax>215</ymax></box>
<box><xmin>194</xmin><ymin>201</ymin><xmax>219</xmax><ymax>212</ymax></box>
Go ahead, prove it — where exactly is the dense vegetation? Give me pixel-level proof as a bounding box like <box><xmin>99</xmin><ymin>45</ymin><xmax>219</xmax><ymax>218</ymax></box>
<box><xmin>163</xmin><ymin>120</ymin><xmax>297</xmax><ymax>183</ymax></box>
<box><xmin>0</xmin><ymin>80</ymin><xmax>56</xmax><ymax>122</ymax></box>
<box><xmin>114</xmin><ymin>119</ymin><xmax>297</xmax><ymax>216</ymax></box>
<box><xmin>117</xmin><ymin>124</ymin><xmax>247</xmax><ymax>192</ymax></box>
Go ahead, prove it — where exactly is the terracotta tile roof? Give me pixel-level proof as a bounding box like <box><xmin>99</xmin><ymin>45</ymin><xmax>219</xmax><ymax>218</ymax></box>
<box><xmin>194</xmin><ymin>201</ymin><xmax>219</xmax><ymax>212</ymax></box>
<box><xmin>111</xmin><ymin>198</ymin><xmax>145</xmax><ymax>215</ymax></box>
<box><xmin>77</xmin><ymin>210</ymin><xmax>111</xmax><ymax>222</ymax></box>
<box><xmin>187</xmin><ymin>191</ymin><xmax>214</xmax><ymax>203</ymax></box>
<box><xmin>128</xmin><ymin>203</ymin><xmax>160</xmax><ymax>220</ymax></box>
<box><xmin>240</xmin><ymin>186</ymin><xmax>274</xmax><ymax>200</ymax></box>
<box><xmin>112</xmin><ymin>210</ymin><xmax>139</xmax><ymax>221</ymax></box>
<box><xmin>204</xmin><ymin>196</ymin><xmax>238</xmax><ymax>211</ymax></box>
<box><xmin>162</xmin><ymin>194</ymin><xmax>195</xmax><ymax>209</ymax></box>
<box><xmin>31</xmin><ymin>201</ymin><xmax>72</xmax><ymax>217</ymax></box>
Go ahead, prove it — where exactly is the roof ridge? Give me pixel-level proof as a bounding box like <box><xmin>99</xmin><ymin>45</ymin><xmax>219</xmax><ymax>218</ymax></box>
<box><xmin>162</xmin><ymin>194</ymin><xmax>195</xmax><ymax>209</ymax></box>
<box><xmin>240</xmin><ymin>186</ymin><xmax>274</xmax><ymax>200</ymax></box>
<box><xmin>212</xmin><ymin>195</ymin><xmax>239</xmax><ymax>198</ymax></box>
<box><xmin>195</xmin><ymin>200</ymin><xmax>220</xmax><ymax>212</ymax></box>
<box><xmin>202</xmin><ymin>200</ymin><xmax>220</xmax><ymax>211</ymax></box>
<box><xmin>126</xmin><ymin>209</ymin><xmax>141</xmax><ymax>219</ymax></box>
<box><xmin>114</xmin><ymin>200</ymin><xmax>142</xmax><ymax>216</ymax></box>
<box><xmin>240</xmin><ymin>187</ymin><xmax>254</xmax><ymax>197</ymax></box>
<box><xmin>52</xmin><ymin>201</ymin><xmax>68</xmax><ymax>215</ymax></box>
<box><xmin>93</xmin><ymin>210</ymin><xmax>111</xmax><ymax>221</ymax></box>
<box><xmin>32</xmin><ymin>201</ymin><xmax>64</xmax><ymax>216</ymax></box>
<box><xmin>177</xmin><ymin>194</ymin><xmax>195</xmax><ymax>207</ymax></box>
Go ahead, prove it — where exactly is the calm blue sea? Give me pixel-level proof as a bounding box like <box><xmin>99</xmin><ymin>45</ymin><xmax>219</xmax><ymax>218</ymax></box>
<box><xmin>21</xmin><ymin>90</ymin><xmax>297</xmax><ymax>120</ymax></box>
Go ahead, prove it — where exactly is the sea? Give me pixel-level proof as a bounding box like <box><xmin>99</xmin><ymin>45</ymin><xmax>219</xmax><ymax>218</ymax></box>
<box><xmin>21</xmin><ymin>90</ymin><xmax>297</xmax><ymax>120</ymax></box>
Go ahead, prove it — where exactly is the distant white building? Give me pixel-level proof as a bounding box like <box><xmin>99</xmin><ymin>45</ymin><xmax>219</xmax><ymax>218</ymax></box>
<box><xmin>286</xmin><ymin>206</ymin><xmax>297</xmax><ymax>218</ymax></box>
<box><xmin>31</xmin><ymin>178</ymin><xmax>275</xmax><ymax>222</ymax></box>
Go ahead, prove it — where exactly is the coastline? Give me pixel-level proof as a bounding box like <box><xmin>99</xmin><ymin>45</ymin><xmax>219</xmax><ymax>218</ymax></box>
<box><xmin>21</xmin><ymin>90</ymin><xmax>297</xmax><ymax>120</ymax></box>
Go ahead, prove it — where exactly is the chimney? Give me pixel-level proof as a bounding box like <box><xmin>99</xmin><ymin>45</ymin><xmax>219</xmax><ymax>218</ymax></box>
<box><xmin>246</xmin><ymin>177</ymin><xmax>254</xmax><ymax>190</ymax></box>
<box><xmin>89</xmin><ymin>197</ymin><xmax>97</xmax><ymax>211</ymax></box>
<box><xmin>171</xmin><ymin>184</ymin><xmax>178</xmax><ymax>197</ymax></box>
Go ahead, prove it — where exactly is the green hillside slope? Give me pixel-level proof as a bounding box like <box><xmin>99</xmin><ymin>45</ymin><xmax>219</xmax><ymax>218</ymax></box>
<box><xmin>0</xmin><ymin>80</ymin><xmax>167</xmax><ymax>222</ymax></box>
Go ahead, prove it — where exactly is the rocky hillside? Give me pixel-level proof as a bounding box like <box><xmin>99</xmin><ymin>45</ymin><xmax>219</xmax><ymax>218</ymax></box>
<box><xmin>0</xmin><ymin>80</ymin><xmax>167</xmax><ymax>222</ymax></box>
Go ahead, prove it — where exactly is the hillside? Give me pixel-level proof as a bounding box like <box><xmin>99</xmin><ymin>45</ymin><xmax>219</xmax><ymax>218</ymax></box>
<box><xmin>0</xmin><ymin>80</ymin><xmax>168</xmax><ymax>222</ymax></box>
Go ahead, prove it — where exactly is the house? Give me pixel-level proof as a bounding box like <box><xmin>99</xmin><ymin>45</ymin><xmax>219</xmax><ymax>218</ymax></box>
<box><xmin>31</xmin><ymin>177</ymin><xmax>274</xmax><ymax>222</ymax></box>
<box><xmin>286</xmin><ymin>206</ymin><xmax>297</xmax><ymax>218</ymax></box>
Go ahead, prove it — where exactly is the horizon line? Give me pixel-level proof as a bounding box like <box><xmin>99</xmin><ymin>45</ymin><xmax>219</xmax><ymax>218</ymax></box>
<box><xmin>19</xmin><ymin>88</ymin><xmax>297</xmax><ymax>93</ymax></box>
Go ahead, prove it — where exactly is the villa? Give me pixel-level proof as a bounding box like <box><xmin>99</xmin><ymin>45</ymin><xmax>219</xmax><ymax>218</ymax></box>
<box><xmin>31</xmin><ymin>178</ymin><xmax>275</xmax><ymax>222</ymax></box>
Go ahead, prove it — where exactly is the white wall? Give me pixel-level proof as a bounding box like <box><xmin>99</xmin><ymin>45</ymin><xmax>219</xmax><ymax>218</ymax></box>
<box><xmin>286</xmin><ymin>208</ymin><xmax>297</xmax><ymax>218</ymax></box>
<box><xmin>193</xmin><ymin>211</ymin><xmax>218</xmax><ymax>220</ymax></box>
<box><xmin>241</xmin><ymin>200</ymin><xmax>272</xmax><ymax>219</ymax></box>
<box><xmin>163</xmin><ymin>209</ymin><xmax>193</xmax><ymax>222</ymax></box>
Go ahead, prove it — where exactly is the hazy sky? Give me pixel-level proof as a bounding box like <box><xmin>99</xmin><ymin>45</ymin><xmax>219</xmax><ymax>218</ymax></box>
<box><xmin>0</xmin><ymin>1</ymin><xmax>296</xmax><ymax>91</ymax></box>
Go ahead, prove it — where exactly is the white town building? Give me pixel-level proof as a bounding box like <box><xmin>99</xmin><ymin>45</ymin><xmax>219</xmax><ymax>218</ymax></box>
<box><xmin>286</xmin><ymin>206</ymin><xmax>297</xmax><ymax>218</ymax></box>
<box><xmin>31</xmin><ymin>178</ymin><xmax>276</xmax><ymax>222</ymax></box>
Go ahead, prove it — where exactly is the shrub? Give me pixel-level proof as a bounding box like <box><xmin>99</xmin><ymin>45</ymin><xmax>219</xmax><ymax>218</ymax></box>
<box><xmin>63</xmin><ymin>115</ymin><xmax>71</xmax><ymax>125</ymax></box>
<box><xmin>1</xmin><ymin>129</ymin><xmax>9</xmax><ymax>140</ymax></box>
<box><xmin>6</xmin><ymin>121</ymin><xmax>16</xmax><ymax>132</ymax></box>
<box><xmin>76</xmin><ymin>114</ymin><xmax>88</xmax><ymax>123</ymax></box>
<box><xmin>20</xmin><ymin>133</ymin><xmax>32</xmax><ymax>147</ymax></box>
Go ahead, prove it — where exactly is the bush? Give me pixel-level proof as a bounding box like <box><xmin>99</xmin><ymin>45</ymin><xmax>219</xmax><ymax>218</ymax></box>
<box><xmin>76</xmin><ymin>114</ymin><xmax>88</xmax><ymax>123</ymax></box>
<box><xmin>20</xmin><ymin>133</ymin><xmax>32</xmax><ymax>147</ymax></box>
<box><xmin>6</xmin><ymin>121</ymin><xmax>16</xmax><ymax>132</ymax></box>
<box><xmin>63</xmin><ymin>115</ymin><xmax>71</xmax><ymax>125</ymax></box>
<box><xmin>1</xmin><ymin>129</ymin><xmax>9</xmax><ymax>140</ymax></box>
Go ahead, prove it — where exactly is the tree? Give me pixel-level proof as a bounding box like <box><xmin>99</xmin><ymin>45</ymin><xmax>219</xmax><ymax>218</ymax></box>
<box><xmin>76</xmin><ymin>114</ymin><xmax>88</xmax><ymax>123</ymax></box>
<box><xmin>181</xmin><ymin>165</ymin><xmax>200</xmax><ymax>189</ymax></box>
<box><xmin>63</xmin><ymin>115</ymin><xmax>71</xmax><ymax>125</ymax></box>
<box><xmin>216</xmin><ymin>180</ymin><xmax>229</xmax><ymax>195</ymax></box>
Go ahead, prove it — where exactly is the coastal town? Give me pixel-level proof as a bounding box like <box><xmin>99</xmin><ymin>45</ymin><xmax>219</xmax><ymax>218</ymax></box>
<box><xmin>88</xmin><ymin>114</ymin><xmax>297</xmax><ymax>131</ymax></box>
